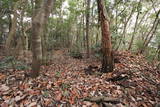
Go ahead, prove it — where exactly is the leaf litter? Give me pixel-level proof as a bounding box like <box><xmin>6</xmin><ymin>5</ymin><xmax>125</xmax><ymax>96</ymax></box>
<box><xmin>0</xmin><ymin>50</ymin><xmax>160</xmax><ymax>107</ymax></box>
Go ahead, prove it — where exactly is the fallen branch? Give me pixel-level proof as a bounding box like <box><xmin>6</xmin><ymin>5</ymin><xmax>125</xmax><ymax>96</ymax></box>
<box><xmin>106</xmin><ymin>74</ymin><xmax>129</xmax><ymax>82</ymax></box>
<box><xmin>84</xmin><ymin>96</ymin><xmax>121</xmax><ymax>104</ymax></box>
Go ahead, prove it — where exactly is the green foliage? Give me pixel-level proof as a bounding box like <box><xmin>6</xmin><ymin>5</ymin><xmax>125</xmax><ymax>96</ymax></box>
<box><xmin>69</xmin><ymin>44</ymin><xmax>82</xmax><ymax>59</ymax></box>
<box><xmin>91</xmin><ymin>43</ymin><xmax>102</xmax><ymax>58</ymax></box>
<box><xmin>62</xmin><ymin>90</ymin><xmax>69</xmax><ymax>97</ymax></box>
<box><xmin>0</xmin><ymin>56</ymin><xmax>30</xmax><ymax>71</ymax></box>
<box><xmin>137</xmin><ymin>2</ymin><xmax>142</xmax><ymax>12</ymax></box>
<box><xmin>42</xmin><ymin>91</ymin><xmax>50</xmax><ymax>98</ymax></box>
<box><xmin>0</xmin><ymin>0</ymin><xmax>10</xmax><ymax>8</ymax></box>
<box><xmin>135</xmin><ymin>39</ymin><xmax>145</xmax><ymax>51</ymax></box>
<box><xmin>0</xmin><ymin>0</ymin><xmax>160</xmax><ymax>67</ymax></box>
<box><xmin>47</xmin><ymin>38</ymin><xmax>58</xmax><ymax>50</ymax></box>
<box><xmin>16</xmin><ymin>64</ymin><xmax>29</xmax><ymax>70</ymax></box>
<box><xmin>155</xmin><ymin>32</ymin><xmax>160</xmax><ymax>46</ymax></box>
<box><xmin>145</xmin><ymin>48</ymin><xmax>157</xmax><ymax>61</ymax></box>
<box><xmin>111</xmin><ymin>32</ymin><xmax>121</xmax><ymax>49</ymax></box>
<box><xmin>55</xmin><ymin>70</ymin><xmax>62</xmax><ymax>78</ymax></box>
<box><xmin>69</xmin><ymin>51</ymin><xmax>82</xmax><ymax>59</ymax></box>
<box><xmin>60</xmin><ymin>82</ymin><xmax>71</xmax><ymax>91</ymax></box>
<box><xmin>91</xmin><ymin>42</ymin><xmax>101</xmax><ymax>51</ymax></box>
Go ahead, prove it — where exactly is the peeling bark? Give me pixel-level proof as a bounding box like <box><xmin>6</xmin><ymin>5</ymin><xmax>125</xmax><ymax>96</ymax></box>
<box><xmin>97</xmin><ymin>0</ymin><xmax>114</xmax><ymax>73</ymax></box>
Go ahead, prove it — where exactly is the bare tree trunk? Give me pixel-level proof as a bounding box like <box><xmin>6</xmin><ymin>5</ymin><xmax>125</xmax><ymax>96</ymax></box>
<box><xmin>128</xmin><ymin>0</ymin><xmax>142</xmax><ymax>50</ymax></box>
<box><xmin>5</xmin><ymin>3</ymin><xmax>18</xmax><ymax>53</ymax></box>
<box><xmin>86</xmin><ymin>0</ymin><xmax>91</xmax><ymax>58</ymax></box>
<box><xmin>139</xmin><ymin>9</ymin><xmax>160</xmax><ymax>53</ymax></box>
<box><xmin>80</xmin><ymin>15</ymin><xmax>84</xmax><ymax>48</ymax></box>
<box><xmin>90</xmin><ymin>1</ymin><xmax>95</xmax><ymax>46</ymax></box>
<box><xmin>20</xmin><ymin>0</ymin><xmax>29</xmax><ymax>56</ymax></box>
<box><xmin>30</xmin><ymin>0</ymin><xmax>44</xmax><ymax>77</ymax></box>
<box><xmin>116</xmin><ymin>7</ymin><xmax>134</xmax><ymax>50</ymax></box>
<box><xmin>41</xmin><ymin>0</ymin><xmax>54</xmax><ymax>65</ymax></box>
<box><xmin>31</xmin><ymin>0</ymin><xmax>54</xmax><ymax>77</ymax></box>
<box><xmin>97</xmin><ymin>0</ymin><xmax>114</xmax><ymax>73</ymax></box>
<box><xmin>82</xmin><ymin>8</ymin><xmax>86</xmax><ymax>50</ymax></box>
<box><xmin>20</xmin><ymin>8</ymin><xmax>26</xmax><ymax>51</ymax></box>
<box><xmin>76</xmin><ymin>16</ymin><xmax>82</xmax><ymax>46</ymax></box>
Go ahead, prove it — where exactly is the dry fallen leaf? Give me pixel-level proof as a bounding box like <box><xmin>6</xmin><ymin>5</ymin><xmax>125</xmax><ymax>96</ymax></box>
<box><xmin>0</xmin><ymin>50</ymin><xmax>159</xmax><ymax>107</ymax></box>
<box><xmin>28</xmin><ymin>90</ymin><xmax>40</xmax><ymax>95</ymax></box>
<box><xmin>0</xmin><ymin>73</ymin><xmax>6</xmax><ymax>80</ymax></box>
<box><xmin>92</xmin><ymin>103</ymin><xmax>99</xmax><ymax>107</ymax></box>
<box><xmin>0</xmin><ymin>85</ymin><xmax>9</xmax><ymax>92</ymax></box>
<box><xmin>55</xmin><ymin>92</ymin><xmax>62</xmax><ymax>101</ymax></box>
<box><xmin>44</xmin><ymin>98</ymin><xmax>52</xmax><ymax>106</ymax></box>
<box><xmin>15</xmin><ymin>96</ymin><xmax>21</xmax><ymax>102</ymax></box>
<box><xmin>1</xmin><ymin>102</ymin><xmax>8</xmax><ymax>107</ymax></box>
<box><xmin>28</xmin><ymin>102</ymin><xmax>37</xmax><ymax>107</ymax></box>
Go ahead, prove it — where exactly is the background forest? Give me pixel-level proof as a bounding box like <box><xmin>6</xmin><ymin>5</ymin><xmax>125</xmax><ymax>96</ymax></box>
<box><xmin>0</xmin><ymin>0</ymin><xmax>160</xmax><ymax>107</ymax></box>
<box><xmin>0</xmin><ymin>0</ymin><xmax>160</xmax><ymax>65</ymax></box>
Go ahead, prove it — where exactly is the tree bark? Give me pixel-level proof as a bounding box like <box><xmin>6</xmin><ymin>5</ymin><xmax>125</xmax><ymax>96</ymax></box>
<box><xmin>30</xmin><ymin>0</ymin><xmax>45</xmax><ymax>77</ymax></box>
<box><xmin>86</xmin><ymin>0</ymin><xmax>91</xmax><ymax>58</ymax></box>
<box><xmin>5</xmin><ymin>3</ymin><xmax>18</xmax><ymax>53</ymax></box>
<box><xmin>31</xmin><ymin>0</ymin><xmax>54</xmax><ymax>77</ymax></box>
<box><xmin>97</xmin><ymin>0</ymin><xmax>114</xmax><ymax>73</ymax></box>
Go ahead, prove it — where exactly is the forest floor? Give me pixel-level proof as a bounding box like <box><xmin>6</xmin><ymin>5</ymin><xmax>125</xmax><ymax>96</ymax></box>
<box><xmin>0</xmin><ymin>49</ymin><xmax>160</xmax><ymax>107</ymax></box>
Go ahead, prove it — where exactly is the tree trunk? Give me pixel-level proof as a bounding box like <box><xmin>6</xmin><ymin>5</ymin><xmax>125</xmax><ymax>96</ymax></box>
<box><xmin>5</xmin><ymin>3</ymin><xmax>18</xmax><ymax>53</ymax></box>
<box><xmin>139</xmin><ymin>9</ymin><xmax>160</xmax><ymax>53</ymax></box>
<box><xmin>97</xmin><ymin>0</ymin><xmax>114</xmax><ymax>73</ymax></box>
<box><xmin>76</xmin><ymin>16</ymin><xmax>82</xmax><ymax>46</ymax></box>
<box><xmin>41</xmin><ymin>0</ymin><xmax>54</xmax><ymax>65</ymax></box>
<box><xmin>20</xmin><ymin>1</ymin><xmax>28</xmax><ymax>54</ymax></box>
<box><xmin>82</xmin><ymin>4</ymin><xmax>86</xmax><ymax>50</ymax></box>
<box><xmin>128</xmin><ymin>0</ymin><xmax>142</xmax><ymax>50</ymax></box>
<box><xmin>86</xmin><ymin>0</ymin><xmax>91</xmax><ymax>58</ymax></box>
<box><xmin>31</xmin><ymin>0</ymin><xmax>54</xmax><ymax>77</ymax></box>
<box><xmin>116</xmin><ymin>6</ymin><xmax>134</xmax><ymax>50</ymax></box>
<box><xmin>31</xmin><ymin>0</ymin><xmax>44</xmax><ymax>77</ymax></box>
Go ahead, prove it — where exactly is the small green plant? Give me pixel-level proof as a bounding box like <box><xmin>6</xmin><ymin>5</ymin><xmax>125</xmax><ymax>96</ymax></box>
<box><xmin>135</xmin><ymin>39</ymin><xmax>145</xmax><ymax>51</ymax></box>
<box><xmin>55</xmin><ymin>71</ymin><xmax>62</xmax><ymax>78</ymax></box>
<box><xmin>60</xmin><ymin>83</ymin><xmax>71</xmax><ymax>91</ymax></box>
<box><xmin>0</xmin><ymin>56</ymin><xmax>30</xmax><ymax>71</ymax></box>
<box><xmin>0</xmin><ymin>56</ymin><xmax>16</xmax><ymax>70</ymax></box>
<box><xmin>16</xmin><ymin>64</ymin><xmax>30</xmax><ymax>70</ymax></box>
<box><xmin>42</xmin><ymin>91</ymin><xmax>50</xmax><ymax>97</ymax></box>
<box><xmin>145</xmin><ymin>48</ymin><xmax>157</xmax><ymax>61</ymax></box>
<box><xmin>62</xmin><ymin>90</ymin><xmax>69</xmax><ymax>97</ymax></box>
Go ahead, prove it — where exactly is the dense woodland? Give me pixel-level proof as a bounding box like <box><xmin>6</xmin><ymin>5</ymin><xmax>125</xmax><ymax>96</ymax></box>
<box><xmin>0</xmin><ymin>0</ymin><xmax>160</xmax><ymax>107</ymax></box>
